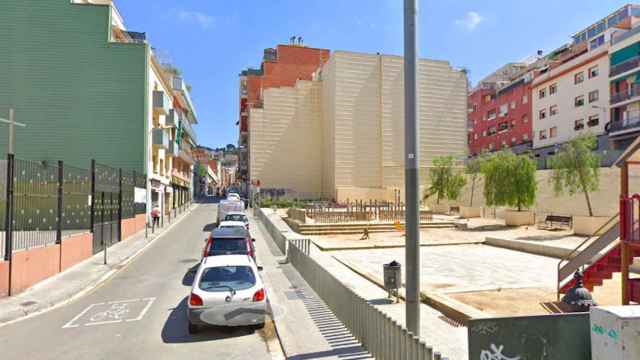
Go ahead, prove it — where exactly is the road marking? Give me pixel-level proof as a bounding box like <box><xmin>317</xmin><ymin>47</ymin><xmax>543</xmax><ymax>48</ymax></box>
<box><xmin>63</xmin><ymin>298</ymin><xmax>156</xmax><ymax>328</ymax></box>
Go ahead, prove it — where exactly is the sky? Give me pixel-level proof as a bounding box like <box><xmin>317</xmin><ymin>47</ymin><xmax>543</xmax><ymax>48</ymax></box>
<box><xmin>116</xmin><ymin>0</ymin><xmax>631</xmax><ymax>149</ymax></box>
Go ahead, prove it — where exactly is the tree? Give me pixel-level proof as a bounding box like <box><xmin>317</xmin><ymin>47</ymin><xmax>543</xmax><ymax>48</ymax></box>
<box><xmin>481</xmin><ymin>151</ymin><xmax>537</xmax><ymax>211</ymax></box>
<box><xmin>424</xmin><ymin>156</ymin><xmax>467</xmax><ymax>204</ymax></box>
<box><xmin>549</xmin><ymin>133</ymin><xmax>600</xmax><ymax>216</ymax></box>
<box><xmin>465</xmin><ymin>155</ymin><xmax>483</xmax><ymax>207</ymax></box>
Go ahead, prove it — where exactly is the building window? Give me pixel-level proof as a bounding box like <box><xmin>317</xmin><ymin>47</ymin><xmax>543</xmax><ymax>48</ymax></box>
<box><xmin>488</xmin><ymin>109</ymin><xmax>497</xmax><ymax>120</ymax></box>
<box><xmin>511</xmin><ymin>100</ymin><xmax>516</xmax><ymax>109</ymax></box>
<box><xmin>489</xmin><ymin>143</ymin><xmax>495</xmax><ymax>150</ymax></box>
<box><xmin>589</xmin><ymin>66</ymin><xmax>599</xmax><ymax>79</ymax></box>
<box><xmin>574</xmin><ymin>72</ymin><xmax>585</xmax><ymax>84</ymax></box>
<box><xmin>550</xmin><ymin>105</ymin><xmax>559</xmax><ymax>116</ymax></box>
<box><xmin>589</xmin><ymin>90</ymin><xmax>599</xmax><ymax>103</ymax></box>
<box><xmin>488</xmin><ymin>126</ymin><xmax>497</xmax><ymax>136</ymax></box>
<box><xmin>539</xmin><ymin>109</ymin><xmax>547</xmax><ymax>120</ymax></box>
<box><xmin>523</xmin><ymin>133</ymin><xmax>529</xmax><ymax>141</ymax></box>
<box><xmin>549</xmin><ymin>83</ymin><xmax>558</xmax><ymax>95</ymax></box>
<box><xmin>474</xmin><ymin>133</ymin><xmax>479</xmax><ymax>140</ymax></box>
<box><xmin>575</xmin><ymin>119</ymin><xmax>585</xmax><ymax>130</ymax></box>
<box><xmin>575</xmin><ymin>95</ymin><xmax>585</xmax><ymax>107</ymax></box>
<box><xmin>522</xmin><ymin>114</ymin><xmax>529</xmax><ymax>123</ymax></box>
<box><xmin>550</xmin><ymin>126</ymin><xmax>557</xmax><ymax>138</ymax></box>
<box><xmin>482</xmin><ymin>130</ymin><xmax>487</xmax><ymax>137</ymax></box>
<box><xmin>512</xmin><ymin>137</ymin><xmax>517</xmax><ymax>143</ymax></box>
<box><xmin>588</xmin><ymin>114</ymin><xmax>599</xmax><ymax>127</ymax></box>
<box><xmin>539</xmin><ymin>88</ymin><xmax>547</xmax><ymax>99</ymax></box>
<box><xmin>539</xmin><ymin>130</ymin><xmax>547</xmax><ymax>140</ymax></box>
<box><xmin>511</xmin><ymin>120</ymin><xmax>516</xmax><ymax>128</ymax></box>
<box><xmin>523</xmin><ymin>94</ymin><xmax>529</xmax><ymax>104</ymax></box>
<box><xmin>499</xmin><ymin>104</ymin><xmax>509</xmax><ymax>117</ymax></box>
<box><xmin>590</xmin><ymin>35</ymin><xmax>605</xmax><ymax>50</ymax></box>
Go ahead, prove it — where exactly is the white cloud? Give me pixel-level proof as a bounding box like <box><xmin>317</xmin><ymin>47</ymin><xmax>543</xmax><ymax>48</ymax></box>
<box><xmin>173</xmin><ymin>9</ymin><xmax>215</xmax><ymax>30</ymax></box>
<box><xmin>455</xmin><ymin>11</ymin><xmax>484</xmax><ymax>31</ymax></box>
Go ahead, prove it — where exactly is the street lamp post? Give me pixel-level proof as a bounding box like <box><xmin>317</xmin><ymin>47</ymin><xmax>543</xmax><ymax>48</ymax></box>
<box><xmin>0</xmin><ymin>108</ymin><xmax>27</xmax><ymax>155</ymax></box>
<box><xmin>404</xmin><ymin>0</ymin><xmax>421</xmax><ymax>336</ymax></box>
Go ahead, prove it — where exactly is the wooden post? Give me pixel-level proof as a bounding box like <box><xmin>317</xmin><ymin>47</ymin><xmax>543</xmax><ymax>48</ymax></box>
<box><xmin>621</xmin><ymin>162</ymin><xmax>630</xmax><ymax>305</ymax></box>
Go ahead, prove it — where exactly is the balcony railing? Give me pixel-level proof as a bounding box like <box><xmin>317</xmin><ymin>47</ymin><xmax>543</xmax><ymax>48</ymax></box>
<box><xmin>611</xmin><ymin>84</ymin><xmax>640</xmax><ymax>105</ymax></box>
<box><xmin>152</xmin><ymin>128</ymin><xmax>169</xmax><ymax>149</ymax></box>
<box><xmin>180</xmin><ymin>118</ymin><xmax>197</xmax><ymax>143</ymax></box>
<box><xmin>167</xmin><ymin>140</ymin><xmax>178</xmax><ymax>156</ymax></box>
<box><xmin>610</xmin><ymin>115</ymin><xmax>640</xmax><ymax>134</ymax></box>
<box><xmin>153</xmin><ymin>91</ymin><xmax>170</xmax><ymax>115</ymax></box>
<box><xmin>611</xmin><ymin>55</ymin><xmax>640</xmax><ymax>78</ymax></box>
<box><xmin>612</xmin><ymin>25</ymin><xmax>640</xmax><ymax>46</ymax></box>
<box><xmin>166</xmin><ymin>109</ymin><xmax>180</xmax><ymax>127</ymax></box>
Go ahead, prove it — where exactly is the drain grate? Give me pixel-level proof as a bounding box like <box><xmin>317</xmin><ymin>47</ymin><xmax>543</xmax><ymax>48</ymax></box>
<box><xmin>438</xmin><ymin>315</ymin><xmax>463</xmax><ymax>328</ymax></box>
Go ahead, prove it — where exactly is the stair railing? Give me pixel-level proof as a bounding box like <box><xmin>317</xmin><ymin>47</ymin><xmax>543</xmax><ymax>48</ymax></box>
<box><xmin>556</xmin><ymin>213</ymin><xmax>620</xmax><ymax>300</ymax></box>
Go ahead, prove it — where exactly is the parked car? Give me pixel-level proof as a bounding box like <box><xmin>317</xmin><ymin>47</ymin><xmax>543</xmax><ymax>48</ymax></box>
<box><xmin>227</xmin><ymin>193</ymin><xmax>241</xmax><ymax>201</ymax></box>
<box><xmin>217</xmin><ymin>220</ymin><xmax>247</xmax><ymax>231</ymax></box>
<box><xmin>217</xmin><ymin>199</ymin><xmax>245</xmax><ymax>225</ymax></box>
<box><xmin>188</xmin><ymin>255</ymin><xmax>266</xmax><ymax>333</ymax></box>
<box><xmin>203</xmin><ymin>227</ymin><xmax>255</xmax><ymax>261</ymax></box>
<box><xmin>224</xmin><ymin>212</ymin><xmax>249</xmax><ymax>230</ymax></box>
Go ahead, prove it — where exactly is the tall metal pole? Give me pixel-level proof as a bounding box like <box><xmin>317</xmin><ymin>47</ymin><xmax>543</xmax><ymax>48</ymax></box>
<box><xmin>404</xmin><ymin>0</ymin><xmax>421</xmax><ymax>336</ymax></box>
<box><xmin>8</xmin><ymin>108</ymin><xmax>15</xmax><ymax>155</ymax></box>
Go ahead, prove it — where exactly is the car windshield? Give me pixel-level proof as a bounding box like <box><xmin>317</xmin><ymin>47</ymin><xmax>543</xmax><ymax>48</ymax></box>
<box><xmin>206</xmin><ymin>238</ymin><xmax>247</xmax><ymax>256</ymax></box>
<box><xmin>225</xmin><ymin>214</ymin><xmax>247</xmax><ymax>222</ymax></box>
<box><xmin>199</xmin><ymin>266</ymin><xmax>256</xmax><ymax>292</ymax></box>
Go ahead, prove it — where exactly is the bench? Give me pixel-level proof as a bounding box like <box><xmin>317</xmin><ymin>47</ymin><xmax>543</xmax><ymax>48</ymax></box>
<box><xmin>541</xmin><ymin>215</ymin><xmax>572</xmax><ymax>229</ymax></box>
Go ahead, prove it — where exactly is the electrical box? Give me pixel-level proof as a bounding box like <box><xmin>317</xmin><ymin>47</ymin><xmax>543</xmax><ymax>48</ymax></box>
<box><xmin>591</xmin><ymin>306</ymin><xmax>640</xmax><ymax>360</ymax></box>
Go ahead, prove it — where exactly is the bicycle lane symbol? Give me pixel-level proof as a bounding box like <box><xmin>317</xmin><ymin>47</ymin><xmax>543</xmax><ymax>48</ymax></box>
<box><xmin>63</xmin><ymin>298</ymin><xmax>156</xmax><ymax>328</ymax></box>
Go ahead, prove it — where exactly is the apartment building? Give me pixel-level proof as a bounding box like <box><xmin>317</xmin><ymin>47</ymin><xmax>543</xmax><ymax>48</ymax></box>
<box><xmin>249</xmin><ymin>50</ymin><xmax>467</xmax><ymax>201</ymax></box>
<box><xmin>609</xmin><ymin>22</ymin><xmax>640</xmax><ymax>148</ymax></box>
<box><xmin>238</xmin><ymin>42</ymin><xmax>330</xmax><ymax>187</ymax></box>
<box><xmin>467</xmin><ymin>62</ymin><xmax>536</xmax><ymax>156</ymax></box>
<box><xmin>0</xmin><ymin>0</ymin><xmax>197</xmax><ymax>218</ymax></box>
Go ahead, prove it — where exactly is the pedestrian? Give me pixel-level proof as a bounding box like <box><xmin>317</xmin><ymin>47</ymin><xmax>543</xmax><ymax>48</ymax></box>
<box><xmin>151</xmin><ymin>204</ymin><xmax>160</xmax><ymax>230</ymax></box>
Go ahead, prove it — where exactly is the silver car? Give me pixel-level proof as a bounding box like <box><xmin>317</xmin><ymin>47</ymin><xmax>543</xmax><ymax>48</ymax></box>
<box><xmin>187</xmin><ymin>255</ymin><xmax>266</xmax><ymax>333</ymax></box>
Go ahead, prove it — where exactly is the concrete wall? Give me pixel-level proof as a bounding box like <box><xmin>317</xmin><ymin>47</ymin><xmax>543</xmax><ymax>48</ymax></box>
<box><xmin>442</xmin><ymin>167</ymin><xmax>640</xmax><ymax>218</ymax></box>
<box><xmin>121</xmin><ymin>214</ymin><xmax>146</xmax><ymax>241</ymax></box>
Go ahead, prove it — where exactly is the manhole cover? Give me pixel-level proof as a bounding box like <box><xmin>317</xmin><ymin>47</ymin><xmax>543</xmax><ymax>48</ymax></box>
<box><xmin>20</xmin><ymin>301</ymin><xmax>37</xmax><ymax>307</ymax></box>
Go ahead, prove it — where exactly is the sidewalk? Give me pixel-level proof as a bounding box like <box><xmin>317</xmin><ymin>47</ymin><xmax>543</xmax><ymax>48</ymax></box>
<box><xmin>0</xmin><ymin>205</ymin><xmax>196</xmax><ymax>326</ymax></box>
<box><xmin>251</xmin><ymin>213</ymin><xmax>373</xmax><ymax>360</ymax></box>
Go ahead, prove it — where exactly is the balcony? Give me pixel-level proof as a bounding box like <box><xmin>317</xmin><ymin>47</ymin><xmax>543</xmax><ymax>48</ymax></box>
<box><xmin>611</xmin><ymin>84</ymin><xmax>640</xmax><ymax>105</ymax></box>
<box><xmin>180</xmin><ymin>118</ymin><xmax>197</xmax><ymax>143</ymax></box>
<box><xmin>178</xmin><ymin>148</ymin><xmax>195</xmax><ymax>164</ymax></box>
<box><xmin>167</xmin><ymin>140</ymin><xmax>178</xmax><ymax>156</ymax></box>
<box><xmin>172</xmin><ymin>76</ymin><xmax>198</xmax><ymax>121</ymax></box>
<box><xmin>152</xmin><ymin>128</ymin><xmax>169</xmax><ymax>149</ymax></box>
<box><xmin>166</xmin><ymin>109</ymin><xmax>181</xmax><ymax>127</ymax></box>
<box><xmin>610</xmin><ymin>55</ymin><xmax>640</xmax><ymax>78</ymax></box>
<box><xmin>153</xmin><ymin>91</ymin><xmax>170</xmax><ymax>115</ymax></box>
<box><xmin>609</xmin><ymin>115</ymin><xmax>640</xmax><ymax>135</ymax></box>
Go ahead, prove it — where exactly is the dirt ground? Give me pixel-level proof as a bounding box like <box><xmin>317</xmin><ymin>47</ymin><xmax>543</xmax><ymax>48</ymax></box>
<box><xmin>449</xmin><ymin>288</ymin><xmax>558</xmax><ymax>316</ymax></box>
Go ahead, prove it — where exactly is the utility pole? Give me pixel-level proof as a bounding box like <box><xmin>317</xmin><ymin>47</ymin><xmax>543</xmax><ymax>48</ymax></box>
<box><xmin>404</xmin><ymin>0</ymin><xmax>421</xmax><ymax>336</ymax></box>
<box><xmin>0</xmin><ymin>109</ymin><xmax>27</xmax><ymax>155</ymax></box>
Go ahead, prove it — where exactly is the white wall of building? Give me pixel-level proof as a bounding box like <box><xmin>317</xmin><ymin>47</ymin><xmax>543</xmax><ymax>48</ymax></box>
<box><xmin>532</xmin><ymin>45</ymin><xmax>610</xmax><ymax>149</ymax></box>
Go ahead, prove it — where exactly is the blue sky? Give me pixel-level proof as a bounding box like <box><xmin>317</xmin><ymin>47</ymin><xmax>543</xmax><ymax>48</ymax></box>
<box><xmin>116</xmin><ymin>0</ymin><xmax>630</xmax><ymax>148</ymax></box>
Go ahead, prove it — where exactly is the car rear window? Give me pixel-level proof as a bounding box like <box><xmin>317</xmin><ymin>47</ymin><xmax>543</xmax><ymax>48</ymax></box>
<box><xmin>206</xmin><ymin>238</ymin><xmax>247</xmax><ymax>256</ymax></box>
<box><xmin>199</xmin><ymin>266</ymin><xmax>256</xmax><ymax>292</ymax></box>
<box><xmin>225</xmin><ymin>214</ymin><xmax>247</xmax><ymax>222</ymax></box>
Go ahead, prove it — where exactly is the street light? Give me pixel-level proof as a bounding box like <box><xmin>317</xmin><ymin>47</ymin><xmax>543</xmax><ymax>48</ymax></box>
<box><xmin>0</xmin><ymin>108</ymin><xmax>27</xmax><ymax>155</ymax></box>
<box><xmin>404</xmin><ymin>0</ymin><xmax>421</xmax><ymax>336</ymax></box>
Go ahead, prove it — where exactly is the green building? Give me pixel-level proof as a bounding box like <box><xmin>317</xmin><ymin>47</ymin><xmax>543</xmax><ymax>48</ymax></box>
<box><xmin>0</xmin><ymin>0</ymin><xmax>149</xmax><ymax>172</ymax></box>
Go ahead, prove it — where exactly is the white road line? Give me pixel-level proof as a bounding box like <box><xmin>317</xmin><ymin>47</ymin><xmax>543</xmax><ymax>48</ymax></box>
<box><xmin>85</xmin><ymin>319</ymin><xmax>123</xmax><ymax>326</ymax></box>
<box><xmin>62</xmin><ymin>303</ymin><xmax>99</xmax><ymax>329</ymax></box>
<box><xmin>106</xmin><ymin>298</ymin><xmax>141</xmax><ymax>304</ymax></box>
<box><xmin>127</xmin><ymin>298</ymin><xmax>156</xmax><ymax>322</ymax></box>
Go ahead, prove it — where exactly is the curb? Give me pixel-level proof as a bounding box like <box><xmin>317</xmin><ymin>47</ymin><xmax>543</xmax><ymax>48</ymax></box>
<box><xmin>332</xmin><ymin>256</ymin><xmax>488</xmax><ymax>325</ymax></box>
<box><xmin>314</xmin><ymin>240</ymin><xmax>484</xmax><ymax>252</ymax></box>
<box><xmin>0</xmin><ymin>204</ymin><xmax>197</xmax><ymax>328</ymax></box>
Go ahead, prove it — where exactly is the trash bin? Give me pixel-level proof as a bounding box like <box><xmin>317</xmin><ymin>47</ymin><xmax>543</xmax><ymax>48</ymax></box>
<box><xmin>383</xmin><ymin>261</ymin><xmax>401</xmax><ymax>291</ymax></box>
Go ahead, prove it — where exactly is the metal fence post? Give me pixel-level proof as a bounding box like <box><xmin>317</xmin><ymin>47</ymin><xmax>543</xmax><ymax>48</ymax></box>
<box><xmin>57</xmin><ymin>160</ymin><xmax>64</xmax><ymax>273</ymax></box>
<box><xmin>5</xmin><ymin>154</ymin><xmax>15</xmax><ymax>296</ymax></box>
<box><xmin>90</xmin><ymin>159</ymin><xmax>95</xmax><ymax>233</ymax></box>
<box><xmin>118</xmin><ymin>168</ymin><xmax>122</xmax><ymax>242</ymax></box>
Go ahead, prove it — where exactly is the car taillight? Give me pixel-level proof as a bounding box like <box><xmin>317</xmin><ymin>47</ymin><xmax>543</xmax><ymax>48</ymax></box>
<box><xmin>253</xmin><ymin>288</ymin><xmax>265</xmax><ymax>302</ymax></box>
<box><xmin>190</xmin><ymin>293</ymin><xmax>203</xmax><ymax>306</ymax></box>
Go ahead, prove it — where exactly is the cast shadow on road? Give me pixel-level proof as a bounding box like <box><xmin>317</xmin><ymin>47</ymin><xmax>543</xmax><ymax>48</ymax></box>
<box><xmin>161</xmin><ymin>297</ymin><xmax>256</xmax><ymax>344</ymax></box>
<box><xmin>182</xmin><ymin>264</ymin><xmax>200</xmax><ymax>287</ymax></box>
<box><xmin>203</xmin><ymin>223</ymin><xmax>217</xmax><ymax>232</ymax></box>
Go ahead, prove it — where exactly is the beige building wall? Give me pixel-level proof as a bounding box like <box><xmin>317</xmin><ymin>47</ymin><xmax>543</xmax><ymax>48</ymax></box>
<box><xmin>249</xmin><ymin>80</ymin><xmax>323</xmax><ymax>197</ymax></box>
<box><xmin>251</xmin><ymin>50</ymin><xmax>468</xmax><ymax>201</ymax></box>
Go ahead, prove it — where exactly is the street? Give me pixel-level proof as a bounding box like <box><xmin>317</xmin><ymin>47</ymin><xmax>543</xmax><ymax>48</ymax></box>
<box><xmin>0</xmin><ymin>203</ymin><xmax>272</xmax><ymax>360</ymax></box>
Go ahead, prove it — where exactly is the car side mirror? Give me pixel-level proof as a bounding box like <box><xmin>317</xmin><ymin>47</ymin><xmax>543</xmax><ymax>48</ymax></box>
<box><xmin>252</xmin><ymin>238</ymin><xmax>256</xmax><ymax>242</ymax></box>
<box><xmin>257</xmin><ymin>266</ymin><xmax>264</xmax><ymax>271</ymax></box>
<box><xmin>204</xmin><ymin>238</ymin><xmax>209</xmax><ymax>243</ymax></box>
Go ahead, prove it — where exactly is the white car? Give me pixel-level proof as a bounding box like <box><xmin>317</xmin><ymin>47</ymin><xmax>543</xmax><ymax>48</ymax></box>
<box><xmin>224</xmin><ymin>212</ymin><xmax>249</xmax><ymax>230</ymax></box>
<box><xmin>187</xmin><ymin>255</ymin><xmax>266</xmax><ymax>333</ymax></box>
<box><xmin>217</xmin><ymin>220</ymin><xmax>247</xmax><ymax>230</ymax></box>
<box><xmin>217</xmin><ymin>199</ymin><xmax>245</xmax><ymax>224</ymax></box>
<box><xmin>227</xmin><ymin>193</ymin><xmax>241</xmax><ymax>201</ymax></box>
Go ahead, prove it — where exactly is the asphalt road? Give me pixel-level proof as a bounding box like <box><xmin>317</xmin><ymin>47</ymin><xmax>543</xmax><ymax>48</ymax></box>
<box><xmin>0</xmin><ymin>202</ymin><xmax>272</xmax><ymax>360</ymax></box>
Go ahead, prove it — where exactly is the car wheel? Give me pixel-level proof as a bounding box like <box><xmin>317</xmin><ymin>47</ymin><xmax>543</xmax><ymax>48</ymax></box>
<box><xmin>188</xmin><ymin>322</ymin><xmax>202</xmax><ymax>334</ymax></box>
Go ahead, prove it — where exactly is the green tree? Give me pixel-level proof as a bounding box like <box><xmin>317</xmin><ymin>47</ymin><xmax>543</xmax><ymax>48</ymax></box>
<box><xmin>549</xmin><ymin>133</ymin><xmax>600</xmax><ymax>216</ymax></box>
<box><xmin>481</xmin><ymin>151</ymin><xmax>537</xmax><ymax>211</ymax></box>
<box><xmin>465</xmin><ymin>155</ymin><xmax>484</xmax><ymax>207</ymax></box>
<box><xmin>424</xmin><ymin>156</ymin><xmax>467</xmax><ymax>204</ymax></box>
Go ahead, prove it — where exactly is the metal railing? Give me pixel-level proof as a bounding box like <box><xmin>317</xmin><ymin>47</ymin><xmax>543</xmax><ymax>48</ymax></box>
<box><xmin>611</xmin><ymin>84</ymin><xmax>640</xmax><ymax>105</ymax></box>
<box><xmin>305</xmin><ymin>201</ymin><xmax>433</xmax><ymax>224</ymax></box>
<box><xmin>288</xmin><ymin>238</ymin><xmax>447</xmax><ymax>360</ymax></box>
<box><xmin>609</xmin><ymin>115</ymin><xmax>640</xmax><ymax>134</ymax></box>
<box><xmin>611</xmin><ymin>25</ymin><xmax>640</xmax><ymax>46</ymax></box>
<box><xmin>610</xmin><ymin>55</ymin><xmax>640</xmax><ymax>77</ymax></box>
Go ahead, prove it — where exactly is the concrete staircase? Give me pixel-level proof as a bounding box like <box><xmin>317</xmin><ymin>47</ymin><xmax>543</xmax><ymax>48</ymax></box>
<box><xmin>285</xmin><ymin>219</ymin><xmax>456</xmax><ymax>235</ymax></box>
